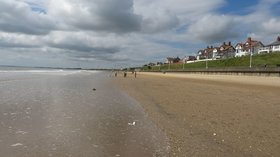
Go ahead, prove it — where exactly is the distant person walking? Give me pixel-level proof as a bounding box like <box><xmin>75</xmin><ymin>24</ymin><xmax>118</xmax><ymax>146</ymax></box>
<box><xmin>134</xmin><ymin>71</ymin><xmax>137</xmax><ymax>78</ymax></box>
<box><xmin>124</xmin><ymin>72</ymin><xmax>127</xmax><ymax>78</ymax></box>
<box><xmin>115</xmin><ymin>72</ymin><xmax>117</xmax><ymax>77</ymax></box>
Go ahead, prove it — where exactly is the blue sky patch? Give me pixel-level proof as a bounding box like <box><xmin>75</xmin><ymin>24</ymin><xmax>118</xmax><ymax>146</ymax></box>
<box><xmin>217</xmin><ymin>0</ymin><xmax>259</xmax><ymax>15</ymax></box>
<box><xmin>31</xmin><ymin>7</ymin><xmax>47</xmax><ymax>14</ymax></box>
<box><xmin>26</xmin><ymin>2</ymin><xmax>47</xmax><ymax>14</ymax></box>
<box><xmin>175</xmin><ymin>25</ymin><xmax>188</xmax><ymax>34</ymax></box>
<box><xmin>271</xmin><ymin>2</ymin><xmax>280</xmax><ymax>16</ymax></box>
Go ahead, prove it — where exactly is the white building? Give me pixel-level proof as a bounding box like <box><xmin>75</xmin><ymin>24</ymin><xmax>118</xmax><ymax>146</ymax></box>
<box><xmin>212</xmin><ymin>47</ymin><xmax>220</xmax><ymax>59</ymax></box>
<box><xmin>235</xmin><ymin>37</ymin><xmax>264</xmax><ymax>57</ymax></box>
<box><xmin>235</xmin><ymin>43</ymin><xmax>248</xmax><ymax>57</ymax></box>
<box><xmin>258</xmin><ymin>36</ymin><xmax>280</xmax><ymax>54</ymax></box>
<box><xmin>268</xmin><ymin>36</ymin><xmax>280</xmax><ymax>52</ymax></box>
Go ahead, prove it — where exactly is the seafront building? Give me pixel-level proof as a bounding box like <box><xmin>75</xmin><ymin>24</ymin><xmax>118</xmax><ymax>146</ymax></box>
<box><xmin>196</xmin><ymin>36</ymin><xmax>280</xmax><ymax>61</ymax></box>
<box><xmin>235</xmin><ymin>37</ymin><xmax>264</xmax><ymax>57</ymax></box>
<box><xmin>218</xmin><ymin>42</ymin><xmax>235</xmax><ymax>59</ymax></box>
<box><xmin>165</xmin><ymin>57</ymin><xmax>181</xmax><ymax>64</ymax></box>
<box><xmin>197</xmin><ymin>42</ymin><xmax>235</xmax><ymax>60</ymax></box>
<box><xmin>144</xmin><ymin>36</ymin><xmax>279</xmax><ymax>66</ymax></box>
<box><xmin>258</xmin><ymin>36</ymin><xmax>280</xmax><ymax>54</ymax></box>
<box><xmin>197</xmin><ymin>46</ymin><xmax>214</xmax><ymax>60</ymax></box>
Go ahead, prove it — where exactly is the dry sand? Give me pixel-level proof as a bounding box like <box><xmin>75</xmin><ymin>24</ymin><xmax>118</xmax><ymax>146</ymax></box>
<box><xmin>114</xmin><ymin>72</ymin><xmax>280</xmax><ymax>157</ymax></box>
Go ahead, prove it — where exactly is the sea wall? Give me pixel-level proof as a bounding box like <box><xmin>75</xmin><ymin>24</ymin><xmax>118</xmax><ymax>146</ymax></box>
<box><xmin>141</xmin><ymin>69</ymin><xmax>280</xmax><ymax>77</ymax></box>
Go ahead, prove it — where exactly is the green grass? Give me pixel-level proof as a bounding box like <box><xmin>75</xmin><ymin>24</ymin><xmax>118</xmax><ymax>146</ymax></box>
<box><xmin>142</xmin><ymin>52</ymin><xmax>280</xmax><ymax>71</ymax></box>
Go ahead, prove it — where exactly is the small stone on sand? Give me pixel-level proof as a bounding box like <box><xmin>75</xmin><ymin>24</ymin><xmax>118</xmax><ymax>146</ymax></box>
<box><xmin>11</xmin><ymin>143</ymin><xmax>23</xmax><ymax>147</ymax></box>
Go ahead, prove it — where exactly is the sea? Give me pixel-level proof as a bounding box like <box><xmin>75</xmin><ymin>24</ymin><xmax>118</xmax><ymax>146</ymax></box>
<box><xmin>0</xmin><ymin>66</ymin><xmax>83</xmax><ymax>74</ymax></box>
<box><xmin>0</xmin><ymin>65</ymin><xmax>98</xmax><ymax>80</ymax></box>
<box><xmin>0</xmin><ymin>65</ymin><xmax>169</xmax><ymax>157</ymax></box>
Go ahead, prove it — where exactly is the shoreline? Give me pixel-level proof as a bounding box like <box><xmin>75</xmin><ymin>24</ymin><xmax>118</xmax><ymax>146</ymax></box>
<box><xmin>114</xmin><ymin>72</ymin><xmax>280</xmax><ymax>156</ymax></box>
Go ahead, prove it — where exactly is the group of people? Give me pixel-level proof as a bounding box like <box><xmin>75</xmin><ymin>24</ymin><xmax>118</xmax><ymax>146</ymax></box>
<box><xmin>112</xmin><ymin>71</ymin><xmax>137</xmax><ymax>78</ymax></box>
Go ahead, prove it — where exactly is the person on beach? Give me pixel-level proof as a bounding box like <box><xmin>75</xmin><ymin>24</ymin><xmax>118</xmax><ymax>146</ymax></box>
<box><xmin>124</xmin><ymin>72</ymin><xmax>127</xmax><ymax>78</ymax></box>
<box><xmin>115</xmin><ymin>72</ymin><xmax>117</xmax><ymax>77</ymax></box>
<box><xmin>134</xmin><ymin>71</ymin><xmax>137</xmax><ymax>78</ymax></box>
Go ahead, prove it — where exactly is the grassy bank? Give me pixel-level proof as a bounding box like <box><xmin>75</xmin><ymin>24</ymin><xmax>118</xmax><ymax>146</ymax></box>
<box><xmin>142</xmin><ymin>52</ymin><xmax>280</xmax><ymax>71</ymax></box>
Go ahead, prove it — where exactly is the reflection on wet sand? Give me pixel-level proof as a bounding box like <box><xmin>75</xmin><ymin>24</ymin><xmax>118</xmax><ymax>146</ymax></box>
<box><xmin>0</xmin><ymin>71</ymin><xmax>169</xmax><ymax>157</ymax></box>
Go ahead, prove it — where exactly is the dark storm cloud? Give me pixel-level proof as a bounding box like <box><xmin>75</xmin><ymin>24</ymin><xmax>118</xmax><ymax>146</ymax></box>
<box><xmin>49</xmin><ymin>0</ymin><xmax>142</xmax><ymax>34</ymax></box>
<box><xmin>68</xmin><ymin>50</ymin><xmax>128</xmax><ymax>62</ymax></box>
<box><xmin>0</xmin><ymin>41</ymin><xmax>40</xmax><ymax>48</ymax></box>
<box><xmin>49</xmin><ymin>43</ymin><xmax>96</xmax><ymax>53</ymax></box>
<box><xmin>71</xmin><ymin>53</ymin><xmax>128</xmax><ymax>62</ymax></box>
<box><xmin>0</xmin><ymin>1</ymin><xmax>54</xmax><ymax>35</ymax></box>
<box><xmin>86</xmin><ymin>0</ymin><xmax>142</xmax><ymax>33</ymax></box>
<box><xmin>48</xmin><ymin>40</ymin><xmax>120</xmax><ymax>54</ymax></box>
<box><xmin>141</xmin><ymin>10</ymin><xmax>179</xmax><ymax>33</ymax></box>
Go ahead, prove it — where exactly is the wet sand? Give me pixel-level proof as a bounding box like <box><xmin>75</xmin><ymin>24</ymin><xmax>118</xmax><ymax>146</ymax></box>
<box><xmin>114</xmin><ymin>72</ymin><xmax>280</xmax><ymax>157</ymax></box>
<box><xmin>0</xmin><ymin>71</ymin><xmax>169</xmax><ymax>157</ymax></box>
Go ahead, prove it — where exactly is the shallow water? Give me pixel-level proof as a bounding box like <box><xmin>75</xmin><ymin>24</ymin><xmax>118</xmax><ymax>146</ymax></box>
<box><xmin>0</xmin><ymin>71</ymin><xmax>169</xmax><ymax>157</ymax></box>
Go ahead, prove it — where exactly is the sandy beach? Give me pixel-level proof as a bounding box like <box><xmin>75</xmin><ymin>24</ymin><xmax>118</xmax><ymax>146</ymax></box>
<box><xmin>114</xmin><ymin>72</ymin><xmax>280</xmax><ymax>157</ymax></box>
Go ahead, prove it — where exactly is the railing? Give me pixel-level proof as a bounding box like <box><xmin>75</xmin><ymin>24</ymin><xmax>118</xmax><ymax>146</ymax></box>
<box><xmin>142</xmin><ymin>67</ymin><xmax>280</xmax><ymax>77</ymax></box>
<box><xmin>258</xmin><ymin>47</ymin><xmax>270</xmax><ymax>53</ymax></box>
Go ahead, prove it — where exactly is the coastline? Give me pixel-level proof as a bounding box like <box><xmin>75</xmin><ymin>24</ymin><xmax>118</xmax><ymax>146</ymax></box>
<box><xmin>113</xmin><ymin>72</ymin><xmax>280</xmax><ymax>156</ymax></box>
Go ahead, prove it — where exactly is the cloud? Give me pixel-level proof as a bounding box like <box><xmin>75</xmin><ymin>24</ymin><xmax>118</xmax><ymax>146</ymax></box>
<box><xmin>134</xmin><ymin>0</ymin><xmax>225</xmax><ymax>17</ymax></box>
<box><xmin>231</xmin><ymin>0</ymin><xmax>280</xmax><ymax>41</ymax></box>
<box><xmin>187</xmin><ymin>14</ymin><xmax>238</xmax><ymax>43</ymax></box>
<box><xmin>262</xmin><ymin>18</ymin><xmax>280</xmax><ymax>34</ymax></box>
<box><xmin>47</xmin><ymin>0</ymin><xmax>142</xmax><ymax>33</ymax></box>
<box><xmin>141</xmin><ymin>10</ymin><xmax>179</xmax><ymax>33</ymax></box>
<box><xmin>0</xmin><ymin>41</ymin><xmax>39</xmax><ymax>48</ymax></box>
<box><xmin>185</xmin><ymin>0</ymin><xmax>280</xmax><ymax>44</ymax></box>
<box><xmin>0</xmin><ymin>0</ymin><xmax>54</xmax><ymax>35</ymax></box>
<box><xmin>47</xmin><ymin>38</ymin><xmax>120</xmax><ymax>54</ymax></box>
<box><xmin>0</xmin><ymin>0</ymin><xmax>280</xmax><ymax>68</ymax></box>
<box><xmin>0</xmin><ymin>32</ymin><xmax>42</xmax><ymax>48</ymax></box>
<box><xmin>44</xmin><ymin>31</ymin><xmax>121</xmax><ymax>58</ymax></box>
<box><xmin>135</xmin><ymin>0</ymin><xmax>225</xmax><ymax>33</ymax></box>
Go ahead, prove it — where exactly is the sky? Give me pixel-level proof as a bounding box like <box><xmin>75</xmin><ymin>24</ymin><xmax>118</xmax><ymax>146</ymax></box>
<box><xmin>0</xmin><ymin>0</ymin><xmax>280</xmax><ymax>68</ymax></box>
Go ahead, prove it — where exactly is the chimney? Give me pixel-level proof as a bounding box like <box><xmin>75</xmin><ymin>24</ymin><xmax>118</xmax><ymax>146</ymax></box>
<box><xmin>228</xmin><ymin>41</ymin><xmax>231</xmax><ymax>46</ymax></box>
<box><xmin>223</xmin><ymin>42</ymin><xmax>226</xmax><ymax>45</ymax></box>
<box><xmin>211</xmin><ymin>46</ymin><xmax>213</xmax><ymax>49</ymax></box>
<box><xmin>207</xmin><ymin>46</ymin><xmax>209</xmax><ymax>49</ymax></box>
<box><xmin>248</xmin><ymin>37</ymin><xmax>252</xmax><ymax>42</ymax></box>
<box><xmin>277</xmin><ymin>36</ymin><xmax>280</xmax><ymax>41</ymax></box>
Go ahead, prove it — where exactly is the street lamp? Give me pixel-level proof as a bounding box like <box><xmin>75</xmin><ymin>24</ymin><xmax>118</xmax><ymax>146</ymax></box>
<box><xmin>206</xmin><ymin>53</ymin><xmax>208</xmax><ymax>69</ymax></box>
<box><xmin>249</xmin><ymin>51</ymin><xmax>252</xmax><ymax>68</ymax></box>
<box><xmin>249</xmin><ymin>44</ymin><xmax>252</xmax><ymax>68</ymax></box>
<box><xmin>168</xmin><ymin>61</ymin><xmax>171</xmax><ymax>70</ymax></box>
<box><xmin>183</xmin><ymin>58</ymin><xmax>186</xmax><ymax>70</ymax></box>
